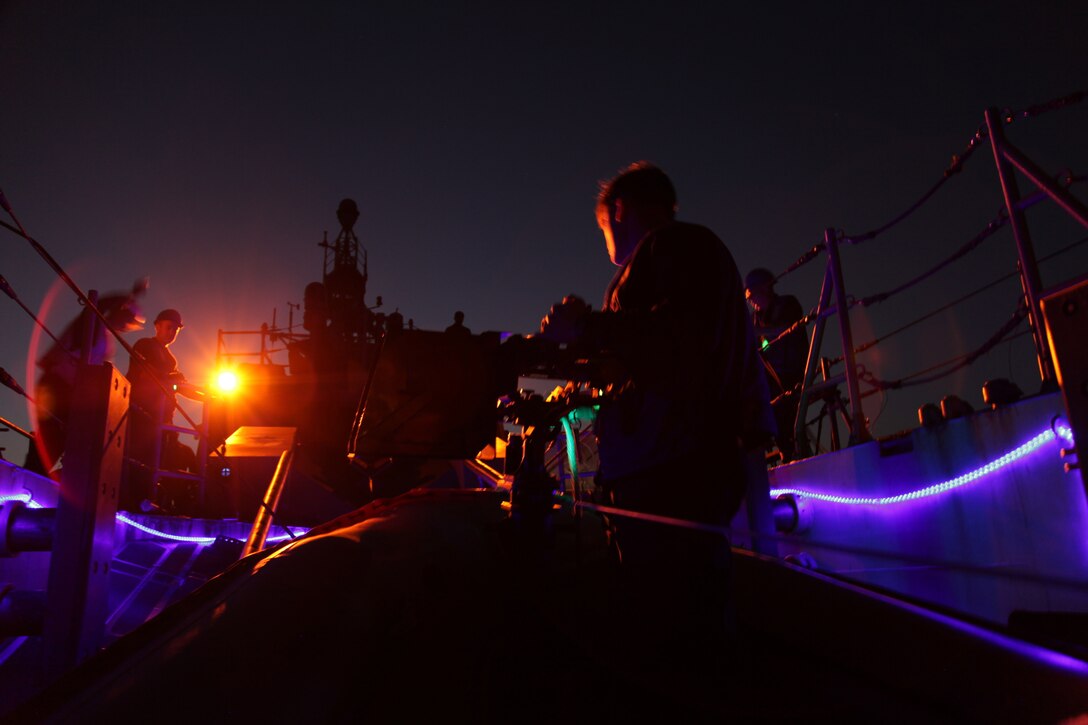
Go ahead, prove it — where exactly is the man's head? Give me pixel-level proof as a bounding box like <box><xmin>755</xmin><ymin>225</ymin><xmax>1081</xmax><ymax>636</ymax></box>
<box><xmin>744</xmin><ymin>268</ymin><xmax>776</xmax><ymax>312</ymax></box>
<box><xmin>153</xmin><ymin>308</ymin><xmax>184</xmax><ymax>346</ymax></box>
<box><xmin>596</xmin><ymin>162</ymin><xmax>677</xmax><ymax>266</ymax></box>
<box><xmin>453</xmin><ymin>310</ymin><xmax>465</xmax><ymax>325</ymax></box>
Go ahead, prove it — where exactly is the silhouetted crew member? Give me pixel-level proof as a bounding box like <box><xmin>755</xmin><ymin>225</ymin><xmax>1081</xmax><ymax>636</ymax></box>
<box><xmin>541</xmin><ymin>162</ymin><xmax>773</xmax><ymax>651</ymax></box>
<box><xmin>33</xmin><ymin>283</ymin><xmax>146</xmax><ymax>473</ymax></box>
<box><xmin>126</xmin><ymin>308</ymin><xmax>197</xmax><ymax>506</ymax></box>
<box><xmin>128</xmin><ymin>308</ymin><xmax>191</xmax><ymax>421</ymax></box>
<box><xmin>445</xmin><ymin>310</ymin><xmax>471</xmax><ymax>335</ymax></box>
<box><xmin>745</xmin><ymin>267</ymin><xmax>807</xmax><ymax>459</ymax></box>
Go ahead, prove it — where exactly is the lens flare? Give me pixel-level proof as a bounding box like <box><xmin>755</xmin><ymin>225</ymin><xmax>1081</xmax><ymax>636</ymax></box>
<box><xmin>215</xmin><ymin>370</ymin><xmax>240</xmax><ymax>394</ymax></box>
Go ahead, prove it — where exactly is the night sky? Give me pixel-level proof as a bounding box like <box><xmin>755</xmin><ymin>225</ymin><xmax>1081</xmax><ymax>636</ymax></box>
<box><xmin>2</xmin><ymin>2</ymin><xmax>1086</xmax><ymax>446</ymax></box>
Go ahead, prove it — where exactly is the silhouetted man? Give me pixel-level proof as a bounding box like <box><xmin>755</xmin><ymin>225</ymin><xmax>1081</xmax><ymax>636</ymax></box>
<box><xmin>540</xmin><ymin>162</ymin><xmax>772</xmax><ymax>654</ymax></box>
<box><xmin>445</xmin><ymin>310</ymin><xmax>471</xmax><ymax>335</ymax></box>
<box><xmin>746</xmin><ymin>267</ymin><xmax>808</xmax><ymax>459</ymax></box>
<box><xmin>126</xmin><ymin>308</ymin><xmax>197</xmax><ymax>508</ymax></box>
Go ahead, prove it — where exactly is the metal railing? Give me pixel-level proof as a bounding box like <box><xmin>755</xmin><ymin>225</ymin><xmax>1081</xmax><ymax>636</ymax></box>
<box><xmin>772</xmin><ymin>96</ymin><xmax>1088</xmax><ymax>458</ymax></box>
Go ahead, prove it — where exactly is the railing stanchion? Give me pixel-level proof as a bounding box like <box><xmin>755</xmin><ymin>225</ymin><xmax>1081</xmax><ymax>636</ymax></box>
<box><xmin>826</xmin><ymin>228</ymin><xmax>869</xmax><ymax>444</ymax></box>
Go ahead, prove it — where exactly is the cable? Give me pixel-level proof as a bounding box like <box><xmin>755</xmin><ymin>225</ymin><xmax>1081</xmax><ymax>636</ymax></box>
<box><xmin>0</xmin><ymin>212</ymin><xmax>207</xmax><ymax>444</ymax></box>
<box><xmin>857</xmin><ymin>209</ymin><xmax>1009</xmax><ymax>309</ymax></box>
<box><xmin>839</xmin><ymin>232</ymin><xmax>1088</xmax><ymax>366</ymax></box>
<box><xmin>861</xmin><ymin>305</ymin><xmax>1027</xmax><ymax>391</ymax></box>
<box><xmin>0</xmin><ymin>273</ymin><xmax>63</xmax><ymax>347</ymax></box>
<box><xmin>840</xmin><ymin>126</ymin><xmax>989</xmax><ymax>247</ymax></box>
<box><xmin>1005</xmin><ymin>90</ymin><xmax>1087</xmax><ymax>123</ymax></box>
<box><xmin>839</xmin><ymin>90</ymin><xmax>1086</xmax><ymax>247</ymax></box>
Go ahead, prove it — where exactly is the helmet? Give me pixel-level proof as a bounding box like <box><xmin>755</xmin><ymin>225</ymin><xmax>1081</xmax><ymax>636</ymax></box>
<box><xmin>155</xmin><ymin>308</ymin><xmax>184</xmax><ymax>328</ymax></box>
<box><xmin>744</xmin><ymin>268</ymin><xmax>776</xmax><ymax>291</ymax></box>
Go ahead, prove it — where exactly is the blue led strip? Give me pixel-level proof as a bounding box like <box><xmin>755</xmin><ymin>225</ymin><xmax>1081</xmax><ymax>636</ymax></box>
<box><xmin>770</xmin><ymin>426</ymin><xmax>1072</xmax><ymax>506</ymax></box>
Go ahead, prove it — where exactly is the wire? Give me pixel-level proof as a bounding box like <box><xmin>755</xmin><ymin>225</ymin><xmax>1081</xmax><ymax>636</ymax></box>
<box><xmin>857</xmin><ymin>210</ymin><xmax>1009</xmax><ymax>309</ymax></box>
<box><xmin>767</xmin><ymin>186</ymin><xmax>1079</xmax><ymax>358</ymax></box>
<box><xmin>839</xmin><ymin>90</ymin><xmax>1086</xmax><ymax>247</ymax></box>
<box><xmin>1005</xmin><ymin>90</ymin><xmax>1087</xmax><ymax>123</ymax></box>
<box><xmin>773</xmin><ymin>89</ymin><xmax>1084</xmax><ymax>279</ymax></box>
<box><xmin>0</xmin><ymin>213</ymin><xmax>211</xmax><ymax>448</ymax></box>
<box><xmin>0</xmin><ymin>273</ymin><xmax>63</xmax><ymax>348</ymax></box>
<box><xmin>861</xmin><ymin>306</ymin><xmax>1027</xmax><ymax>391</ymax></box>
<box><xmin>839</xmin><ymin>232</ymin><xmax>1088</xmax><ymax>366</ymax></box>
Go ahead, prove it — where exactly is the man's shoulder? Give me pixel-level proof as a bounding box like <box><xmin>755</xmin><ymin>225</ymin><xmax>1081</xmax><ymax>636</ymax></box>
<box><xmin>641</xmin><ymin>221</ymin><xmax>738</xmax><ymax>275</ymax></box>
<box><xmin>647</xmin><ymin>220</ymin><xmax>721</xmax><ymax>243</ymax></box>
<box><xmin>777</xmin><ymin>294</ymin><xmax>805</xmax><ymax>317</ymax></box>
<box><xmin>133</xmin><ymin>336</ymin><xmax>160</xmax><ymax>352</ymax></box>
<box><xmin>133</xmin><ymin>336</ymin><xmax>168</xmax><ymax>362</ymax></box>
<box><xmin>640</xmin><ymin>221</ymin><xmax>726</xmax><ymax>257</ymax></box>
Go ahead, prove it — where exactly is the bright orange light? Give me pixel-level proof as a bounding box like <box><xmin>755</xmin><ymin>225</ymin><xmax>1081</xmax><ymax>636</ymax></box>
<box><xmin>215</xmin><ymin>370</ymin><xmax>240</xmax><ymax>394</ymax></box>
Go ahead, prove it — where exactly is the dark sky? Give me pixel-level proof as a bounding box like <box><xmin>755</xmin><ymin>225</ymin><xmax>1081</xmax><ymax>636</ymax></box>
<box><xmin>2</xmin><ymin>1</ymin><xmax>1086</xmax><ymax>441</ymax></box>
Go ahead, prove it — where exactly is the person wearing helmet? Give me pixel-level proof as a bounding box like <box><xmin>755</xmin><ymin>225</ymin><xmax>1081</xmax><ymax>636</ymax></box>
<box><xmin>125</xmin><ymin>308</ymin><xmax>197</xmax><ymax>509</ymax></box>
<box><xmin>745</xmin><ymin>267</ymin><xmax>808</xmax><ymax>460</ymax></box>
<box><xmin>30</xmin><ymin>281</ymin><xmax>147</xmax><ymax>475</ymax></box>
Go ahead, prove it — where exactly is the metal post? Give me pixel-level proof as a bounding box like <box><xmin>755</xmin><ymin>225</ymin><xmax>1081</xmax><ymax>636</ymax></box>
<box><xmin>43</xmin><ymin>363</ymin><xmax>127</xmax><ymax>678</ymax></box>
<box><xmin>260</xmin><ymin>322</ymin><xmax>269</xmax><ymax>366</ymax></box>
<box><xmin>999</xmin><ymin>139</ymin><xmax>1088</xmax><ymax>232</ymax></box>
<box><xmin>819</xmin><ymin>357</ymin><xmax>842</xmax><ymax>451</ymax></box>
<box><xmin>80</xmin><ymin>290</ymin><xmax>98</xmax><ymax>365</ymax></box>
<box><xmin>196</xmin><ymin>403</ymin><xmax>210</xmax><ymax>508</ymax></box>
<box><xmin>792</xmin><ymin>260</ymin><xmax>835</xmax><ymax>457</ymax></box>
<box><xmin>825</xmin><ymin>228</ymin><xmax>869</xmax><ymax>443</ymax></box>
<box><xmin>227</xmin><ymin>427</ymin><xmax>300</xmax><ymax>557</ymax></box>
<box><xmin>149</xmin><ymin>394</ymin><xmax>166</xmax><ymax>506</ymax></box>
<box><xmin>985</xmin><ymin>107</ymin><xmax>1056</xmax><ymax>385</ymax></box>
<box><xmin>240</xmin><ymin>445</ymin><xmax>296</xmax><ymax>558</ymax></box>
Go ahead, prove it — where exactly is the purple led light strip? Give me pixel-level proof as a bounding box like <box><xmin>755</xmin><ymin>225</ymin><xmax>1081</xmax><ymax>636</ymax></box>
<box><xmin>2</xmin><ymin>493</ymin><xmax>305</xmax><ymax>544</ymax></box>
<box><xmin>0</xmin><ymin>493</ymin><xmax>40</xmax><ymax>508</ymax></box>
<box><xmin>115</xmin><ymin>513</ymin><xmax>306</xmax><ymax>544</ymax></box>
<box><xmin>770</xmin><ymin>425</ymin><xmax>1075</xmax><ymax>506</ymax></box>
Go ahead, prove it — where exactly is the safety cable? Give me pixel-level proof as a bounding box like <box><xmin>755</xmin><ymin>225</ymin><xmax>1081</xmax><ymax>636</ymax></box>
<box><xmin>856</xmin><ymin>174</ymin><xmax>1084</xmax><ymax>311</ymax></box>
<box><xmin>774</xmin><ymin>90</ymin><xmax>1086</xmax><ymax>275</ymax></box>
<box><xmin>0</xmin><ymin>273</ymin><xmax>63</xmax><ymax>348</ymax></box>
<box><xmin>844</xmin><ymin>232</ymin><xmax>1088</xmax><ymax>363</ymax></box>
<box><xmin>0</xmin><ymin>214</ymin><xmax>209</xmax><ymax>446</ymax></box>
<box><xmin>860</xmin><ymin>305</ymin><xmax>1027</xmax><ymax>392</ymax></box>
<box><xmin>766</xmin><ymin>174</ymin><xmax>1085</xmax><ymax>360</ymax></box>
<box><xmin>860</xmin><ymin>210</ymin><xmax>1009</xmax><ymax>307</ymax></box>
<box><xmin>1004</xmin><ymin>90</ymin><xmax>1087</xmax><ymax>123</ymax></box>
<box><xmin>763</xmin><ymin>212</ymin><xmax>1008</xmax><ymax>355</ymax></box>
